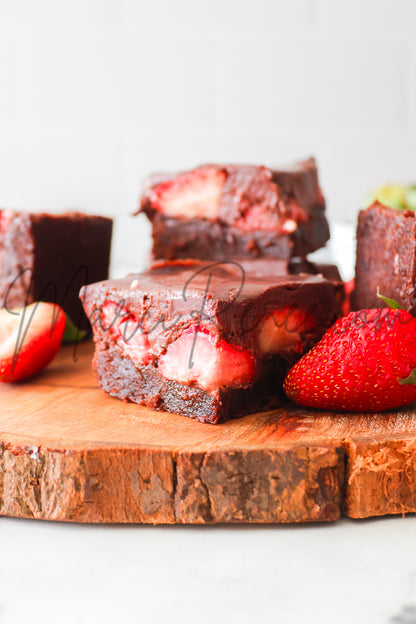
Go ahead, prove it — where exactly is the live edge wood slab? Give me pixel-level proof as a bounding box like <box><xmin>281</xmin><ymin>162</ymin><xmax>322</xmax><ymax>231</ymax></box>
<box><xmin>1</xmin><ymin>342</ymin><xmax>416</xmax><ymax>525</ymax></box>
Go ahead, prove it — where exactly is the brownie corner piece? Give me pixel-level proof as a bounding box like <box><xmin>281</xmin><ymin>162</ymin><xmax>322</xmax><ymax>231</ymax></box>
<box><xmin>137</xmin><ymin>159</ymin><xmax>330</xmax><ymax>261</ymax></box>
<box><xmin>82</xmin><ymin>260</ymin><xmax>344</xmax><ymax>424</ymax></box>
<box><xmin>352</xmin><ymin>201</ymin><xmax>416</xmax><ymax>314</ymax></box>
<box><xmin>0</xmin><ymin>209</ymin><xmax>113</xmax><ymax>329</ymax></box>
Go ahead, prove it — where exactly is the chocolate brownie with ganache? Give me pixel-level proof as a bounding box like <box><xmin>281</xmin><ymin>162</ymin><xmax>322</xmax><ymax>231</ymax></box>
<box><xmin>137</xmin><ymin>158</ymin><xmax>330</xmax><ymax>261</ymax></box>
<box><xmin>352</xmin><ymin>202</ymin><xmax>416</xmax><ymax>314</ymax></box>
<box><xmin>81</xmin><ymin>259</ymin><xmax>344</xmax><ymax>424</ymax></box>
<box><xmin>0</xmin><ymin>210</ymin><xmax>112</xmax><ymax>329</ymax></box>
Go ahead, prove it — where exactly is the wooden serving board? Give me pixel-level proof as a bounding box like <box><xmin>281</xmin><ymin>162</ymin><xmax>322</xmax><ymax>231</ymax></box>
<box><xmin>1</xmin><ymin>341</ymin><xmax>416</xmax><ymax>524</ymax></box>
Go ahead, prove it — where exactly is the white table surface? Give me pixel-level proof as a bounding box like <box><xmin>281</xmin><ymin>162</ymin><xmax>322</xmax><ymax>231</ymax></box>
<box><xmin>2</xmin><ymin>222</ymin><xmax>415</xmax><ymax>624</ymax></box>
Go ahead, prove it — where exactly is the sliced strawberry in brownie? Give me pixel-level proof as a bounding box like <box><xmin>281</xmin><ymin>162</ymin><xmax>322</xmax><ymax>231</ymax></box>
<box><xmin>255</xmin><ymin>307</ymin><xmax>317</xmax><ymax>355</ymax></box>
<box><xmin>158</xmin><ymin>326</ymin><xmax>256</xmax><ymax>392</ymax></box>
<box><xmin>145</xmin><ymin>165</ymin><xmax>226</xmax><ymax>219</ymax></box>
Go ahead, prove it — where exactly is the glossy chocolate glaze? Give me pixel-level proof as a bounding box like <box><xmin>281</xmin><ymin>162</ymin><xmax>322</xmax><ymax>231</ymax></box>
<box><xmin>82</xmin><ymin>259</ymin><xmax>343</xmax><ymax>350</ymax></box>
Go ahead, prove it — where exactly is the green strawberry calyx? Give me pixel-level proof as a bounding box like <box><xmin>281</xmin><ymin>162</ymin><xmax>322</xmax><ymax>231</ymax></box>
<box><xmin>63</xmin><ymin>314</ymin><xmax>87</xmax><ymax>343</ymax></box>
<box><xmin>398</xmin><ymin>369</ymin><xmax>416</xmax><ymax>386</ymax></box>
<box><xmin>377</xmin><ymin>289</ymin><xmax>404</xmax><ymax>310</ymax></box>
<box><xmin>375</xmin><ymin>291</ymin><xmax>416</xmax><ymax>387</ymax></box>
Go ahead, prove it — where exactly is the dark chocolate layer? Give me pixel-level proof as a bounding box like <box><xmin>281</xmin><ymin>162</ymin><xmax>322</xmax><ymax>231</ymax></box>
<box><xmin>148</xmin><ymin>210</ymin><xmax>329</xmax><ymax>261</ymax></box>
<box><xmin>82</xmin><ymin>260</ymin><xmax>343</xmax><ymax>350</ymax></box>
<box><xmin>227</xmin><ymin>258</ymin><xmax>342</xmax><ymax>282</ymax></box>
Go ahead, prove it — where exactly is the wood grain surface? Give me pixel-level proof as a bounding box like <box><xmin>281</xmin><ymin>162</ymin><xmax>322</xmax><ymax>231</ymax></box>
<box><xmin>1</xmin><ymin>342</ymin><xmax>416</xmax><ymax>524</ymax></box>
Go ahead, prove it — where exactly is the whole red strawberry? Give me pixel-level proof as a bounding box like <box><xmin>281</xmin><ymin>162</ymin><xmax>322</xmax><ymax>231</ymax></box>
<box><xmin>284</xmin><ymin>308</ymin><xmax>416</xmax><ymax>412</ymax></box>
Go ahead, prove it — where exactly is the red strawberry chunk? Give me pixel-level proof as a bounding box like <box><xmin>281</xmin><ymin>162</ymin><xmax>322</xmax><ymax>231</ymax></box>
<box><xmin>101</xmin><ymin>303</ymin><xmax>151</xmax><ymax>365</ymax></box>
<box><xmin>256</xmin><ymin>307</ymin><xmax>317</xmax><ymax>354</ymax></box>
<box><xmin>101</xmin><ymin>301</ymin><xmax>129</xmax><ymax>333</ymax></box>
<box><xmin>149</xmin><ymin>166</ymin><xmax>225</xmax><ymax>219</ymax></box>
<box><xmin>158</xmin><ymin>326</ymin><xmax>255</xmax><ymax>392</ymax></box>
<box><xmin>284</xmin><ymin>308</ymin><xmax>416</xmax><ymax>412</ymax></box>
<box><xmin>233</xmin><ymin>197</ymin><xmax>306</xmax><ymax>233</ymax></box>
<box><xmin>235</xmin><ymin>204</ymin><xmax>282</xmax><ymax>232</ymax></box>
<box><xmin>118</xmin><ymin>318</ymin><xmax>151</xmax><ymax>365</ymax></box>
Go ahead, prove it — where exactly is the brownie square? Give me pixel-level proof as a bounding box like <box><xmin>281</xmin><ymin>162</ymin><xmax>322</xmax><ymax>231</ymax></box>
<box><xmin>352</xmin><ymin>202</ymin><xmax>416</xmax><ymax>314</ymax></box>
<box><xmin>81</xmin><ymin>260</ymin><xmax>344</xmax><ymax>424</ymax></box>
<box><xmin>0</xmin><ymin>210</ymin><xmax>112</xmax><ymax>329</ymax></box>
<box><xmin>137</xmin><ymin>158</ymin><xmax>330</xmax><ymax>261</ymax></box>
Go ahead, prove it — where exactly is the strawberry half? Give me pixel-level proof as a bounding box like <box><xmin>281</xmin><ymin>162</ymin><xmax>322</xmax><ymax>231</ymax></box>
<box><xmin>283</xmin><ymin>308</ymin><xmax>416</xmax><ymax>412</ymax></box>
<box><xmin>0</xmin><ymin>302</ymin><xmax>66</xmax><ymax>382</ymax></box>
<box><xmin>158</xmin><ymin>326</ymin><xmax>255</xmax><ymax>392</ymax></box>
<box><xmin>256</xmin><ymin>307</ymin><xmax>317</xmax><ymax>354</ymax></box>
<box><xmin>148</xmin><ymin>166</ymin><xmax>225</xmax><ymax>219</ymax></box>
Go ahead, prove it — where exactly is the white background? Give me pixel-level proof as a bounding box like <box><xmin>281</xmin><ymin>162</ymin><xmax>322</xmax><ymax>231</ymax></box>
<box><xmin>1</xmin><ymin>514</ymin><xmax>416</xmax><ymax>624</ymax></box>
<box><xmin>1</xmin><ymin>2</ymin><xmax>416</xmax><ymax>622</ymax></box>
<box><xmin>0</xmin><ymin>0</ymin><xmax>415</xmax><ymax>268</ymax></box>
